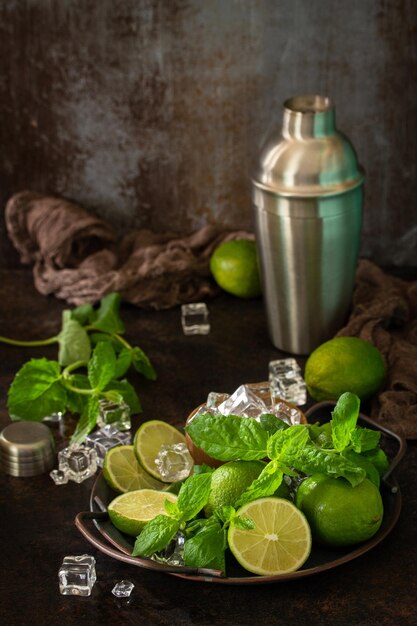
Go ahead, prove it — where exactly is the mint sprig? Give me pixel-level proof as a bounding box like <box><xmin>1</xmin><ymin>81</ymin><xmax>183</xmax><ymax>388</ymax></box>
<box><xmin>3</xmin><ymin>292</ymin><xmax>155</xmax><ymax>442</ymax></box>
<box><xmin>132</xmin><ymin>473</ymin><xmax>213</xmax><ymax>558</ymax></box>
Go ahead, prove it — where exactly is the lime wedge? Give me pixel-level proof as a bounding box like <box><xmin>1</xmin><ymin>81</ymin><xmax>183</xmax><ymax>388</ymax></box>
<box><xmin>228</xmin><ymin>497</ymin><xmax>312</xmax><ymax>576</ymax></box>
<box><xmin>134</xmin><ymin>420</ymin><xmax>187</xmax><ymax>482</ymax></box>
<box><xmin>108</xmin><ymin>489</ymin><xmax>178</xmax><ymax>536</ymax></box>
<box><xmin>102</xmin><ymin>445</ymin><xmax>165</xmax><ymax>493</ymax></box>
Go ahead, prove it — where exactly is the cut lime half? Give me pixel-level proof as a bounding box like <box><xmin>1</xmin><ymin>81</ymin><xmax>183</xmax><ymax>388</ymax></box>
<box><xmin>228</xmin><ymin>497</ymin><xmax>312</xmax><ymax>576</ymax></box>
<box><xmin>108</xmin><ymin>488</ymin><xmax>178</xmax><ymax>536</ymax></box>
<box><xmin>102</xmin><ymin>445</ymin><xmax>165</xmax><ymax>493</ymax></box>
<box><xmin>134</xmin><ymin>420</ymin><xmax>188</xmax><ymax>482</ymax></box>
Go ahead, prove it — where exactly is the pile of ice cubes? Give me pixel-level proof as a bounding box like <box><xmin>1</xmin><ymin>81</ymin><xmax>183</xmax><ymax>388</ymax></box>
<box><xmin>189</xmin><ymin>359</ymin><xmax>307</xmax><ymax>426</ymax></box>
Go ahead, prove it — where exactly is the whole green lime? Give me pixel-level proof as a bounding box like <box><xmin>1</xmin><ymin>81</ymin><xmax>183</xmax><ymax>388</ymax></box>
<box><xmin>210</xmin><ymin>239</ymin><xmax>262</xmax><ymax>298</ymax></box>
<box><xmin>295</xmin><ymin>473</ymin><xmax>384</xmax><ymax>547</ymax></box>
<box><xmin>204</xmin><ymin>460</ymin><xmax>265</xmax><ymax>517</ymax></box>
<box><xmin>304</xmin><ymin>336</ymin><xmax>386</xmax><ymax>402</ymax></box>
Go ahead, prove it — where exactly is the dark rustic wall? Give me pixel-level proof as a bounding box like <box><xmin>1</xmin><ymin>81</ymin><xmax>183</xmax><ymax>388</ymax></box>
<box><xmin>0</xmin><ymin>0</ymin><xmax>416</xmax><ymax>269</ymax></box>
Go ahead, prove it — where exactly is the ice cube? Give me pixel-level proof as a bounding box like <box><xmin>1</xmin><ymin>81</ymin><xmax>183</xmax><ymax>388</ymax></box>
<box><xmin>58</xmin><ymin>555</ymin><xmax>96</xmax><ymax>596</ymax></box>
<box><xmin>218</xmin><ymin>384</ymin><xmax>268</xmax><ymax>419</ymax></box>
<box><xmin>112</xmin><ymin>580</ymin><xmax>134</xmax><ymax>598</ymax></box>
<box><xmin>181</xmin><ymin>303</ymin><xmax>210</xmax><ymax>335</ymax></box>
<box><xmin>58</xmin><ymin>445</ymin><xmax>97</xmax><ymax>483</ymax></box>
<box><xmin>154</xmin><ymin>443</ymin><xmax>193</xmax><ymax>481</ymax></box>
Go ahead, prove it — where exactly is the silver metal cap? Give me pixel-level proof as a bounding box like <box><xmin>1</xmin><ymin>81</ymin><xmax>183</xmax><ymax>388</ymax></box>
<box><xmin>0</xmin><ymin>421</ymin><xmax>55</xmax><ymax>477</ymax></box>
<box><xmin>253</xmin><ymin>94</ymin><xmax>364</xmax><ymax>199</ymax></box>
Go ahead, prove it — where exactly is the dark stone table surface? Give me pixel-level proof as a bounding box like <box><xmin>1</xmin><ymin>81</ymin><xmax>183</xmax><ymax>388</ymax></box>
<box><xmin>0</xmin><ymin>269</ymin><xmax>416</xmax><ymax>626</ymax></box>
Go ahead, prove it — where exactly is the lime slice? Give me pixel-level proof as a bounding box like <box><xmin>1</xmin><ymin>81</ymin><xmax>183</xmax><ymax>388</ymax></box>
<box><xmin>228</xmin><ymin>497</ymin><xmax>312</xmax><ymax>576</ymax></box>
<box><xmin>134</xmin><ymin>420</ymin><xmax>187</xmax><ymax>482</ymax></box>
<box><xmin>102</xmin><ymin>445</ymin><xmax>166</xmax><ymax>493</ymax></box>
<box><xmin>108</xmin><ymin>489</ymin><xmax>178</xmax><ymax>536</ymax></box>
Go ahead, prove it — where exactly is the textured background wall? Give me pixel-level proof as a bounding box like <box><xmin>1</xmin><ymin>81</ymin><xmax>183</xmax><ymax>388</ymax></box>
<box><xmin>0</xmin><ymin>0</ymin><xmax>416</xmax><ymax>269</ymax></box>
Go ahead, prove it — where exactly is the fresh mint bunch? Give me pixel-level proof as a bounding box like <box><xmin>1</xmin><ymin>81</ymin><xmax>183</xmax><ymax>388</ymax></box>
<box><xmin>186</xmin><ymin>392</ymin><xmax>389</xmax><ymax>501</ymax></box>
<box><xmin>2</xmin><ymin>293</ymin><xmax>156</xmax><ymax>443</ymax></box>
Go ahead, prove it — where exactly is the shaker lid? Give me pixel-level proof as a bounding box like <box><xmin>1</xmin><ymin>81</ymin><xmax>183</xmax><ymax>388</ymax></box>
<box><xmin>253</xmin><ymin>95</ymin><xmax>364</xmax><ymax>198</ymax></box>
<box><xmin>0</xmin><ymin>421</ymin><xmax>55</xmax><ymax>476</ymax></box>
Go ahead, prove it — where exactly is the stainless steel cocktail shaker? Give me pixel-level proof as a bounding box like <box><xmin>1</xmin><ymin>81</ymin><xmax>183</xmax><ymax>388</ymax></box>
<box><xmin>252</xmin><ymin>95</ymin><xmax>364</xmax><ymax>355</ymax></box>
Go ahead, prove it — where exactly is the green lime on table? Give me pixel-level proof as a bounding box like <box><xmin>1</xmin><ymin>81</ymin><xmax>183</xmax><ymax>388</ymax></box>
<box><xmin>108</xmin><ymin>489</ymin><xmax>178</xmax><ymax>536</ymax></box>
<box><xmin>134</xmin><ymin>420</ymin><xmax>188</xmax><ymax>482</ymax></box>
<box><xmin>228</xmin><ymin>497</ymin><xmax>311</xmax><ymax>576</ymax></box>
<box><xmin>210</xmin><ymin>239</ymin><xmax>262</xmax><ymax>298</ymax></box>
<box><xmin>304</xmin><ymin>336</ymin><xmax>386</xmax><ymax>401</ymax></box>
<box><xmin>295</xmin><ymin>473</ymin><xmax>384</xmax><ymax>547</ymax></box>
<box><xmin>102</xmin><ymin>445</ymin><xmax>165</xmax><ymax>493</ymax></box>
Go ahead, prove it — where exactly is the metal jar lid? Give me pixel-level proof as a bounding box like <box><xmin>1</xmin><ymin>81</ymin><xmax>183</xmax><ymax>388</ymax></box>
<box><xmin>0</xmin><ymin>421</ymin><xmax>55</xmax><ymax>477</ymax></box>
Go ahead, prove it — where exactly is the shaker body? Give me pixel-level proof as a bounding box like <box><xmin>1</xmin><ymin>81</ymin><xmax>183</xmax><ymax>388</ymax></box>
<box><xmin>252</xmin><ymin>95</ymin><xmax>364</xmax><ymax>355</ymax></box>
<box><xmin>253</xmin><ymin>187</ymin><xmax>363</xmax><ymax>354</ymax></box>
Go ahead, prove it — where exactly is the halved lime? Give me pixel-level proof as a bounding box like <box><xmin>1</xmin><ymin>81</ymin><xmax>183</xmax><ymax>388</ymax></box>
<box><xmin>102</xmin><ymin>445</ymin><xmax>166</xmax><ymax>493</ymax></box>
<box><xmin>108</xmin><ymin>489</ymin><xmax>178</xmax><ymax>536</ymax></box>
<box><xmin>134</xmin><ymin>420</ymin><xmax>187</xmax><ymax>482</ymax></box>
<box><xmin>228</xmin><ymin>497</ymin><xmax>312</xmax><ymax>576</ymax></box>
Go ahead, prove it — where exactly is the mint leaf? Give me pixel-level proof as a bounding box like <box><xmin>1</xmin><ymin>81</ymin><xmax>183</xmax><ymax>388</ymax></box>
<box><xmin>330</xmin><ymin>392</ymin><xmax>360</xmax><ymax>452</ymax></box>
<box><xmin>214</xmin><ymin>505</ymin><xmax>236</xmax><ymax>524</ymax></box>
<box><xmin>103</xmin><ymin>379</ymin><xmax>142</xmax><ymax>414</ymax></box>
<box><xmin>132</xmin><ymin>515</ymin><xmax>180</xmax><ymax>557</ymax></box>
<box><xmin>343</xmin><ymin>450</ymin><xmax>381</xmax><ymax>487</ymax></box>
<box><xmin>362</xmin><ymin>448</ymin><xmax>389</xmax><ymax>476</ymax></box>
<box><xmin>88</xmin><ymin>341</ymin><xmax>116</xmax><ymax>391</ymax></box>
<box><xmin>233</xmin><ymin>515</ymin><xmax>256</xmax><ymax>530</ymax></box>
<box><xmin>236</xmin><ymin>460</ymin><xmax>284</xmax><ymax>508</ymax></box>
<box><xmin>282</xmin><ymin>440</ymin><xmax>366</xmax><ymax>486</ymax></box>
<box><xmin>131</xmin><ymin>346</ymin><xmax>157</xmax><ymax>380</ymax></box>
<box><xmin>114</xmin><ymin>347</ymin><xmax>133</xmax><ymax>378</ymax></box>
<box><xmin>70</xmin><ymin>303</ymin><xmax>95</xmax><ymax>326</ymax></box>
<box><xmin>309</xmin><ymin>422</ymin><xmax>333</xmax><ymax>448</ymax></box>
<box><xmin>177</xmin><ymin>473</ymin><xmax>212</xmax><ymax>521</ymax></box>
<box><xmin>183</xmin><ymin>520</ymin><xmax>226</xmax><ymax>571</ymax></box>
<box><xmin>259</xmin><ymin>413</ymin><xmax>289</xmax><ymax>436</ymax></box>
<box><xmin>70</xmin><ymin>396</ymin><xmax>100</xmax><ymax>444</ymax></box>
<box><xmin>267</xmin><ymin>424</ymin><xmax>310</xmax><ymax>461</ymax></box>
<box><xmin>58</xmin><ymin>311</ymin><xmax>91</xmax><ymax>366</ymax></box>
<box><xmin>90</xmin><ymin>293</ymin><xmax>125</xmax><ymax>334</ymax></box>
<box><xmin>350</xmin><ymin>427</ymin><xmax>381</xmax><ymax>453</ymax></box>
<box><xmin>7</xmin><ymin>358</ymin><xmax>67</xmax><ymax>421</ymax></box>
<box><xmin>185</xmin><ymin>413</ymin><xmax>268</xmax><ymax>462</ymax></box>
<box><xmin>164</xmin><ymin>499</ymin><xmax>181</xmax><ymax>518</ymax></box>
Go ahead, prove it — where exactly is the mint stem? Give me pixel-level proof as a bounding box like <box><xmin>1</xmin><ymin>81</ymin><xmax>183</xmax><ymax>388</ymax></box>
<box><xmin>0</xmin><ymin>335</ymin><xmax>59</xmax><ymax>347</ymax></box>
<box><xmin>83</xmin><ymin>325</ymin><xmax>132</xmax><ymax>351</ymax></box>
<box><xmin>61</xmin><ymin>360</ymin><xmax>97</xmax><ymax>395</ymax></box>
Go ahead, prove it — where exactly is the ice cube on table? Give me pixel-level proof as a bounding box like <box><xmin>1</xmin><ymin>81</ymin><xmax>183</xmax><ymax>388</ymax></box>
<box><xmin>58</xmin><ymin>444</ymin><xmax>97</xmax><ymax>483</ymax></box>
<box><xmin>112</xmin><ymin>580</ymin><xmax>135</xmax><ymax>598</ymax></box>
<box><xmin>85</xmin><ymin>426</ymin><xmax>132</xmax><ymax>467</ymax></box>
<box><xmin>154</xmin><ymin>443</ymin><xmax>193</xmax><ymax>481</ymax></box>
<box><xmin>181</xmin><ymin>303</ymin><xmax>210</xmax><ymax>335</ymax></box>
<box><xmin>269</xmin><ymin>358</ymin><xmax>307</xmax><ymax>406</ymax></box>
<box><xmin>97</xmin><ymin>399</ymin><xmax>131</xmax><ymax>431</ymax></box>
<box><xmin>218</xmin><ymin>384</ymin><xmax>268</xmax><ymax>419</ymax></box>
<box><xmin>58</xmin><ymin>555</ymin><xmax>96</xmax><ymax>596</ymax></box>
<box><xmin>50</xmin><ymin>468</ymin><xmax>69</xmax><ymax>485</ymax></box>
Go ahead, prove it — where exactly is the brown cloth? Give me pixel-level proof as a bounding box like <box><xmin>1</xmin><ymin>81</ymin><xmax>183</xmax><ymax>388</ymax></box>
<box><xmin>337</xmin><ymin>259</ymin><xmax>417</xmax><ymax>440</ymax></box>
<box><xmin>5</xmin><ymin>191</ymin><xmax>252</xmax><ymax>309</ymax></box>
